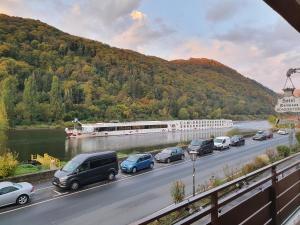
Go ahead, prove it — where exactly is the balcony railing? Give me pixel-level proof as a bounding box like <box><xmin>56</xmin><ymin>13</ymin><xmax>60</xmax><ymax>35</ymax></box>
<box><xmin>132</xmin><ymin>152</ymin><xmax>300</xmax><ymax>225</ymax></box>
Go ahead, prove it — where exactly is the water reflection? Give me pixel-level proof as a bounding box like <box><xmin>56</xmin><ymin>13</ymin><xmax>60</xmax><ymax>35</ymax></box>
<box><xmin>65</xmin><ymin>128</ymin><xmax>230</xmax><ymax>156</ymax></box>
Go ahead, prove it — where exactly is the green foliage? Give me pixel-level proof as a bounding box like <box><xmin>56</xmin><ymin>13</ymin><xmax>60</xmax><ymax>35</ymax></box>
<box><xmin>0</xmin><ymin>98</ymin><xmax>8</xmax><ymax>130</ymax></box>
<box><xmin>0</xmin><ymin>14</ymin><xmax>277</xmax><ymax>126</ymax></box>
<box><xmin>0</xmin><ymin>150</ymin><xmax>18</xmax><ymax>178</ymax></box>
<box><xmin>277</xmin><ymin>145</ymin><xmax>291</xmax><ymax>158</ymax></box>
<box><xmin>170</xmin><ymin>180</ymin><xmax>185</xmax><ymax>204</ymax></box>
<box><xmin>14</xmin><ymin>164</ymin><xmax>40</xmax><ymax>176</ymax></box>
<box><xmin>50</xmin><ymin>76</ymin><xmax>64</xmax><ymax>120</ymax></box>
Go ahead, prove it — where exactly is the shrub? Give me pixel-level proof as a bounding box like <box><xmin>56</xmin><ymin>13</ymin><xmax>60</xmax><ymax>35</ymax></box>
<box><xmin>265</xmin><ymin>149</ymin><xmax>278</xmax><ymax>163</ymax></box>
<box><xmin>295</xmin><ymin>131</ymin><xmax>300</xmax><ymax>144</ymax></box>
<box><xmin>170</xmin><ymin>180</ymin><xmax>185</xmax><ymax>204</ymax></box>
<box><xmin>242</xmin><ymin>163</ymin><xmax>256</xmax><ymax>175</ymax></box>
<box><xmin>277</xmin><ymin>145</ymin><xmax>291</xmax><ymax>158</ymax></box>
<box><xmin>0</xmin><ymin>151</ymin><xmax>19</xmax><ymax>178</ymax></box>
<box><xmin>253</xmin><ymin>154</ymin><xmax>270</xmax><ymax>168</ymax></box>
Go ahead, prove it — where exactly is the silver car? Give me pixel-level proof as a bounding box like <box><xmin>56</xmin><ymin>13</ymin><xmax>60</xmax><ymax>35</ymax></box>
<box><xmin>0</xmin><ymin>182</ymin><xmax>34</xmax><ymax>207</ymax></box>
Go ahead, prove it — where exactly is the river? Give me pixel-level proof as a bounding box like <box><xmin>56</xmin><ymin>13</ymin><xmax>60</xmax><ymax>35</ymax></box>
<box><xmin>0</xmin><ymin>120</ymin><xmax>271</xmax><ymax>162</ymax></box>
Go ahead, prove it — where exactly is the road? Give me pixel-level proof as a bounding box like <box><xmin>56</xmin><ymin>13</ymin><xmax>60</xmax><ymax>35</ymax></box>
<box><xmin>0</xmin><ymin>135</ymin><xmax>290</xmax><ymax>225</ymax></box>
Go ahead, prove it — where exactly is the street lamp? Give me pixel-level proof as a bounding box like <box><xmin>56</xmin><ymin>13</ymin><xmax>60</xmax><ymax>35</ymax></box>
<box><xmin>189</xmin><ymin>150</ymin><xmax>198</xmax><ymax>196</ymax></box>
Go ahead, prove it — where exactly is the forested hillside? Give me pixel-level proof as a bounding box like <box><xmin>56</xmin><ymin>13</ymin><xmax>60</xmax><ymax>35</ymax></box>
<box><xmin>0</xmin><ymin>14</ymin><xmax>276</xmax><ymax>127</ymax></box>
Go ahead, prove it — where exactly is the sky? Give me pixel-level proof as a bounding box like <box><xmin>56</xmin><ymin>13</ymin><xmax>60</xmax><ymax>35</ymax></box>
<box><xmin>0</xmin><ymin>0</ymin><xmax>300</xmax><ymax>92</ymax></box>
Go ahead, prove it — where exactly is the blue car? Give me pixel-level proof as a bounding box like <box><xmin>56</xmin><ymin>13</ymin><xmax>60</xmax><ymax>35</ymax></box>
<box><xmin>120</xmin><ymin>154</ymin><xmax>154</xmax><ymax>173</ymax></box>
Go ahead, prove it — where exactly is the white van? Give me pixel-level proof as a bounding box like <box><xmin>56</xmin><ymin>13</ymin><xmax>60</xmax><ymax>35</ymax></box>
<box><xmin>214</xmin><ymin>136</ymin><xmax>231</xmax><ymax>150</ymax></box>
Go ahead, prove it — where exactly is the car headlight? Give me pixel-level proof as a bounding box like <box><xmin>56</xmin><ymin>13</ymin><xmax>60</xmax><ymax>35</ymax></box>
<box><xmin>59</xmin><ymin>177</ymin><xmax>68</xmax><ymax>182</ymax></box>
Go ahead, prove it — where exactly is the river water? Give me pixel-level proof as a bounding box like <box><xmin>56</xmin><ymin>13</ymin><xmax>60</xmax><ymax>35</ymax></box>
<box><xmin>0</xmin><ymin>120</ymin><xmax>271</xmax><ymax>162</ymax></box>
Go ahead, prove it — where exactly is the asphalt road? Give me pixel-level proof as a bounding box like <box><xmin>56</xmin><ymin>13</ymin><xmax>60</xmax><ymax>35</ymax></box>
<box><xmin>0</xmin><ymin>135</ymin><xmax>290</xmax><ymax>225</ymax></box>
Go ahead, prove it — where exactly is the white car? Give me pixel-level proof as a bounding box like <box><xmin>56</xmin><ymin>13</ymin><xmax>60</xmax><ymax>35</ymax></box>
<box><xmin>277</xmin><ymin>129</ymin><xmax>288</xmax><ymax>135</ymax></box>
<box><xmin>214</xmin><ymin>136</ymin><xmax>231</xmax><ymax>150</ymax></box>
<box><xmin>0</xmin><ymin>182</ymin><xmax>34</xmax><ymax>207</ymax></box>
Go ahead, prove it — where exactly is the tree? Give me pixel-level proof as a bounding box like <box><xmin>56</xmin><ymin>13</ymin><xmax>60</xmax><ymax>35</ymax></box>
<box><xmin>50</xmin><ymin>76</ymin><xmax>64</xmax><ymax>120</ymax></box>
<box><xmin>0</xmin><ymin>98</ymin><xmax>8</xmax><ymax>130</ymax></box>
<box><xmin>0</xmin><ymin>76</ymin><xmax>18</xmax><ymax>126</ymax></box>
<box><xmin>83</xmin><ymin>81</ymin><xmax>93</xmax><ymax>106</ymax></box>
<box><xmin>178</xmin><ymin>108</ymin><xmax>189</xmax><ymax>119</ymax></box>
<box><xmin>23</xmin><ymin>74</ymin><xmax>38</xmax><ymax>121</ymax></box>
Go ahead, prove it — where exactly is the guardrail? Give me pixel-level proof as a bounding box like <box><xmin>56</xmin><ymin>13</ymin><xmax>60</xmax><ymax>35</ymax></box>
<box><xmin>132</xmin><ymin>152</ymin><xmax>300</xmax><ymax>225</ymax></box>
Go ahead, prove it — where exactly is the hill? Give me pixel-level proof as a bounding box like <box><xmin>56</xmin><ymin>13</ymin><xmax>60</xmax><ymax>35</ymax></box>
<box><xmin>0</xmin><ymin>14</ymin><xmax>276</xmax><ymax>126</ymax></box>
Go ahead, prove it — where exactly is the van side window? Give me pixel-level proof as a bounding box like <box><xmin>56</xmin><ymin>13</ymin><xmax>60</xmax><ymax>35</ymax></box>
<box><xmin>90</xmin><ymin>159</ymin><xmax>103</xmax><ymax>169</ymax></box>
<box><xmin>90</xmin><ymin>157</ymin><xmax>116</xmax><ymax>169</ymax></box>
<box><xmin>78</xmin><ymin>162</ymin><xmax>89</xmax><ymax>172</ymax></box>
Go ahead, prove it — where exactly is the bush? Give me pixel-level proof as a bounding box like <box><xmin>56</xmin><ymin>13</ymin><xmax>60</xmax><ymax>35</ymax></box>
<box><xmin>277</xmin><ymin>145</ymin><xmax>291</xmax><ymax>158</ymax></box>
<box><xmin>242</xmin><ymin>163</ymin><xmax>256</xmax><ymax>175</ymax></box>
<box><xmin>253</xmin><ymin>154</ymin><xmax>270</xmax><ymax>168</ymax></box>
<box><xmin>295</xmin><ymin>132</ymin><xmax>300</xmax><ymax>143</ymax></box>
<box><xmin>0</xmin><ymin>151</ymin><xmax>19</xmax><ymax>178</ymax></box>
<box><xmin>170</xmin><ymin>180</ymin><xmax>185</xmax><ymax>204</ymax></box>
<box><xmin>265</xmin><ymin>149</ymin><xmax>279</xmax><ymax>163</ymax></box>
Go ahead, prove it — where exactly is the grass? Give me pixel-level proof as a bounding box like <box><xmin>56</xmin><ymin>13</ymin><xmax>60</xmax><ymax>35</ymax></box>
<box><xmin>14</xmin><ymin>164</ymin><xmax>41</xmax><ymax>176</ymax></box>
<box><xmin>226</xmin><ymin>128</ymin><xmax>257</xmax><ymax>138</ymax></box>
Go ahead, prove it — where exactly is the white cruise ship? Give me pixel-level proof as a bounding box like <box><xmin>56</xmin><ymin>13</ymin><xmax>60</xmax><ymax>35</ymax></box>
<box><xmin>65</xmin><ymin>119</ymin><xmax>233</xmax><ymax>138</ymax></box>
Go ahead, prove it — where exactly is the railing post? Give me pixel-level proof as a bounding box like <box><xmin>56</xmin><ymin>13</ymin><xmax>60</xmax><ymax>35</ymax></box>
<box><xmin>270</xmin><ymin>165</ymin><xmax>278</xmax><ymax>225</ymax></box>
<box><xmin>211</xmin><ymin>192</ymin><xmax>219</xmax><ymax>225</ymax></box>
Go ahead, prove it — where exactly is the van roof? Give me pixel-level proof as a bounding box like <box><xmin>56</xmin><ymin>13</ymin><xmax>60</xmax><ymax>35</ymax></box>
<box><xmin>71</xmin><ymin>151</ymin><xmax>116</xmax><ymax>162</ymax></box>
<box><xmin>215</xmin><ymin>136</ymin><xmax>230</xmax><ymax>139</ymax></box>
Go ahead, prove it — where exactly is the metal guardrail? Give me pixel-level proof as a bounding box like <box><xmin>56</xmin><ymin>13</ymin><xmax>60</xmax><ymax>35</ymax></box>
<box><xmin>132</xmin><ymin>152</ymin><xmax>300</xmax><ymax>225</ymax></box>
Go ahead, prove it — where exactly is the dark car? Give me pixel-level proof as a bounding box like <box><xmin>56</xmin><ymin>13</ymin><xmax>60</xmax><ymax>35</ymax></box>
<box><xmin>230</xmin><ymin>135</ymin><xmax>245</xmax><ymax>146</ymax></box>
<box><xmin>187</xmin><ymin>139</ymin><xmax>214</xmax><ymax>155</ymax></box>
<box><xmin>264</xmin><ymin>130</ymin><xmax>273</xmax><ymax>139</ymax></box>
<box><xmin>252</xmin><ymin>130</ymin><xmax>267</xmax><ymax>141</ymax></box>
<box><xmin>53</xmin><ymin>151</ymin><xmax>118</xmax><ymax>191</ymax></box>
<box><xmin>120</xmin><ymin>154</ymin><xmax>154</xmax><ymax>173</ymax></box>
<box><xmin>155</xmin><ymin>147</ymin><xmax>184</xmax><ymax>163</ymax></box>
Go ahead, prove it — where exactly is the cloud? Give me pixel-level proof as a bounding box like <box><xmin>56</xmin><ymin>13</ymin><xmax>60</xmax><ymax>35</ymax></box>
<box><xmin>130</xmin><ymin>10</ymin><xmax>146</xmax><ymax>21</ymax></box>
<box><xmin>112</xmin><ymin>12</ymin><xmax>175</xmax><ymax>52</ymax></box>
<box><xmin>205</xmin><ymin>0</ymin><xmax>244</xmax><ymax>22</ymax></box>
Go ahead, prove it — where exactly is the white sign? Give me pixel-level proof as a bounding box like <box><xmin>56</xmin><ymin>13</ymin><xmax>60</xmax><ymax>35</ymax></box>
<box><xmin>275</xmin><ymin>96</ymin><xmax>300</xmax><ymax>113</ymax></box>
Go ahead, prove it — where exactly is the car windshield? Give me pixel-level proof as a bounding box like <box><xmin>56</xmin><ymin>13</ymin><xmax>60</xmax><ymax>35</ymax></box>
<box><xmin>214</xmin><ymin>138</ymin><xmax>223</xmax><ymax>143</ymax></box>
<box><xmin>161</xmin><ymin>149</ymin><xmax>172</xmax><ymax>154</ymax></box>
<box><xmin>13</xmin><ymin>183</ymin><xmax>22</xmax><ymax>189</ymax></box>
<box><xmin>191</xmin><ymin>140</ymin><xmax>202</xmax><ymax>146</ymax></box>
<box><xmin>257</xmin><ymin>131</ymin><xmax>263</xmax><ymax>134</ymax></box>
<box><xmin>62</xmin><ymin>160</ymin><xmax>81</xmax><ymax>173</ymax></box>
<box><xmin>126</xmin><ymin>155</ymin><xmax>140</xmax><ymax>162</ymax></box>
<box><xmin>231</xmin><ymin>136</ymin><xmax>239</xmax><ymax>140</ymax></box>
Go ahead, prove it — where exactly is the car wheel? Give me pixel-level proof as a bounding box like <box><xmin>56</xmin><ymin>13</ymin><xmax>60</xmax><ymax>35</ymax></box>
<box><xmin>149</xmin><ymin>162</ymin><xmax>154</xmax><ymax>169</ymax></box>
<box><xmin>17</xmin><ymin>194</ymin><xmax>29</xmax><ymax>205</ymax></box>
<box><xmin>70</xmin><ymin>181</ymin><xmax>80</xmax><ymax>191</ymax></box>
<box><xmin>167</xmin><ymin>158</ymin><xmax>171</xmax><ymax>163</ymax></box>
<box><xmin>132</xmin><ymin>167</ymin><xmax>137</xmax><ymax>173</ymax></box>
<box><xmin>108</xmin><ymin>171</ymin><xmax>116</xmax><ymax>181</ymax></box>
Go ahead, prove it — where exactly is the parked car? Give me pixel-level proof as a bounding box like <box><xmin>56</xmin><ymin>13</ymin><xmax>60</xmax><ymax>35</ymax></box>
<box><xmin>230</xmin><ymin>135</ymin><xmax>245</xmax><ymax>146</ymax></box>
<box><xmin>187</xmin><ymin>139</ymin><xmax>214</xmax><ymax>155</ymax></box>
<box><xmin>278</xmin><ymin>129</ymin><xmax>288</xmax><ymax>135</ymax></box>
<box><xmin>0</xmin><ymin>181</ymin><xmax>34</xmax><ymax>207</ymax></box>
<box><xmin>214</xmin><ymin>136</ymin><xmax>231</xmax><ymax>150</ymax></box>
<box><xmin>155</xmin><ymin>147</ymin><xmax>184</xmax><ymax>163</ymax></box>
<box><xmin>121</xmin><ymin>153</ymin><xmax>154</xmax><ymax>173</ymax></box>
<box><xmin>53</xmin><ymin>151</ymin><xmax>119</xmax><ymax>191</ymax></box>
<box><xmin>264</xmin><ymin>130</ymin><xmax>273</xmax><ymax>139</ymax></box>
<box><xmin>253</xmin><ymin>130</ymin><xmax>268</xmax><ymax>140</ymax></box>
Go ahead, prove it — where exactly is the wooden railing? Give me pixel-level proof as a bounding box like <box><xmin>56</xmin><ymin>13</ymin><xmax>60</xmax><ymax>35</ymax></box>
<box><xmin>132</xmin><ymin>152</ymin><xmax>300</xmax><ymax>225</ymax></box>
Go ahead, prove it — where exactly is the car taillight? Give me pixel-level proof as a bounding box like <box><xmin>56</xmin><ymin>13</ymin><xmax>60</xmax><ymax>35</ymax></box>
<box><xmin>31</xmin><ymin>186</ymin><xmax>35</xmax><ymax>192</ymax></box>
